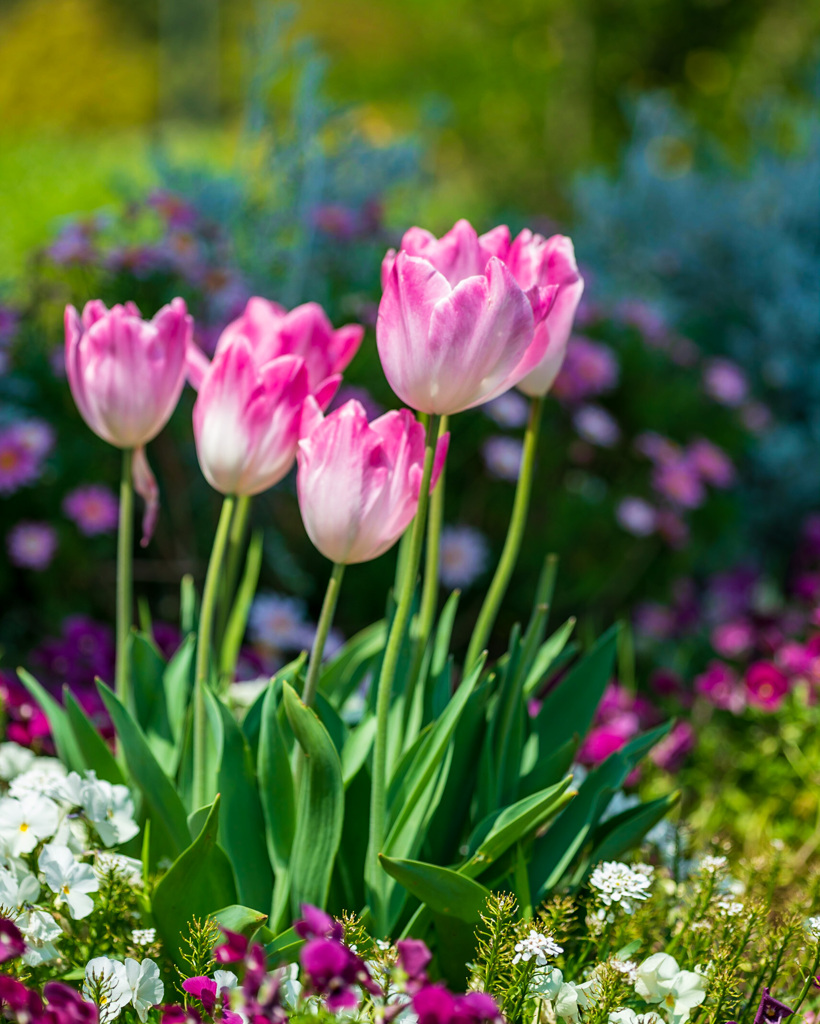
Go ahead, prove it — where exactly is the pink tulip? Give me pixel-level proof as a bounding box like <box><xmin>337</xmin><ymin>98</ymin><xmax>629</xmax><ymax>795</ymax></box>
<box><xmin>297</xmin><ymin>398</ymin><xmax>449</xmax><ymax>564</ymax></box>
<box><xmin>193</xmin><ymin>339</ymin><xmax>315</xmax><ymax>496</ymax></box>
<box><xmin>65</xmin><ymin>298</ymin><xmax>191</xmax><ymax>447</ymax></box>
<box><xmin>187</xmin><ymin>297</ymin><xmax>364</xmax><ymax>392</ymax></box>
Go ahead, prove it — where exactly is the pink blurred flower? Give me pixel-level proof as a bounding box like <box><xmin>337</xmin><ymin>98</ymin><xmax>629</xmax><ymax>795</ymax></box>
<box><xmin>745</xmin><ymin>661</ymin><xmax>790</xmax><ymax>712</ymax></box>
<box><xmin>297</xmin><ymin>398</ymin><xmax>449</xmax><ymax>565</ymax></box>
<box><xmin>65</xmin><ymin>298</ymin><xmax>191</xmax><ymax>448</ymax></box>
<box><xmin>695</xmin><ymin>660</ymin><xmax>745</xmax><ymax>712</ymax></box>
<box><xmin>655</xmin><ymin>508</ymin><xmax>691</xmax><ymax>549</ymax></box>
<box><xmin>652</xmin><ymin>457</ymin><xmax>705</xmax><ymax>509</ymax></box>
<box><xmin>650</xmin><ymin>721</ymin><xmax>694</xmax><ymax>772</ymax></box>
<box><xmin>775</xmin><ymin>641</ymin><xmax>815</xmax><ymax>679</ymax></box>
<box><xmin>687</xmin><ymin>439</ymin><xmax>735</xmax><ymax>488</ymax></box>
<box><xmin>378</xmin><ymin>220</ymin><xmax>555</xmax><ymax>414</ymax></box>
<box><xmin>634</xmin><ymin>431</ymin><xmax>680</xmax><ymax>464</ymax></box>
<box><xmin>482</xmin><ymin>436</ymin><xmax>523</xmax><ymax>482</ymax></box>
<box><xmin>63</xmin><ymin>485</ymin><xmax>119</xmax><ymax>535</ymax></box>
<box><xmin>579</xmin><ymin>715</ymin><xmax>638</xmax><ymax>765</ymax></box>
<box><xmin>572</xmin><ymin>404</ymin><xmax>620</xmax><ymax>447</ymax></box>
<box><xmin>711</xmin><ymin>619</ymin><xmax>755</xmax><ymax>659</ymax></box>
<box><xmin>7</xmin><ymin>522</ymin><xmax>58</xmax><ymax>570</ymax></box>
<box><xmin>552</xmin><ymin>337</ymin><xmax>619</xmax><ymax>403</ymax></box>
<box><xmin>616</xmin><ymin>497</ymin><xmax>657</xmax><ymax>537</ymax></box>
<box><xmin>703</xmin><ymin>358</ymin><xmax>748</xmax><ymax>407</ymax></box>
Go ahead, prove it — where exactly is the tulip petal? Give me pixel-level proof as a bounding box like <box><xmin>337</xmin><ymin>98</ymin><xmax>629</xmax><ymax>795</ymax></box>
<box><xmin>185</xmin><ymin>339</ymin><xmax>211</xmax><ymax>391</ymax></box>
<box><xmin>132</xmin><ymin>446</ymin><xmax>159</xmax><ymax>547</ymax></box>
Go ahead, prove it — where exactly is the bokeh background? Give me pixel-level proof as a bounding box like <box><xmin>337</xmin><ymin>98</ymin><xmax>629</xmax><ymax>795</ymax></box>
<box><xmin>2</xmin><ymin>0</ymin><xmax>820</xmax><ymax>834</ymax></box>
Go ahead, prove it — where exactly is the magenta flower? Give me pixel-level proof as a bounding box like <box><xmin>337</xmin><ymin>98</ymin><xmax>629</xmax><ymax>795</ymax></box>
<box><xmin>294</xmin><ymin>904</ymin><xmax>344</xmax><ymax>942</ymax></box>
<box><xmin>0</xmin><ymin>428</ymin><xmax>40</xmax><ymax>494</ymax></box>
<box><xmin>650</xmin><ymin>721</ymin><xmax>695</xmax><ymax>772</ymax></box>
<box><xmin>182</xmin><ymin>978</ymin><xmax>220</xmax><ymax>1015</ymax></box>
<box><xmin>439</xmin><ymin>525</ymin><xmax>489</xmax><ymax>589</ymax></box>
<box><xmin>7</xmin><ymin>522</ymin><xmax>58</xmax><ymax>570</ymax></box>
<box><xmin>616</xmin><ymin>497</ymin><xmax>657</xmax><ymax>537</ymax></box>
<box><xmin>482</xmin><ymin>436</ymin><xmax>523</xmax><ymax>482</ymax></box>
<box><xmin>63</xmin><ymin>485</ymin><xmax>119</xmax><ymax>536</ymax></box>
<box><xmin>297</xmin><ymin>398</ymin><xmax>449</xmax><ymax>565</ymax></box>
<box><xmin>703</xmin><ymin>358</ymin><xmax>748</xmax><ymax>407</ymax></box>
<box><xmin>695</xmin><ymin>660</ymin><xmax>745</xmax><ymax>713</ymax></box>
<box><xmin>65</xmin><ymin>299</ymin><xmax>191</xmax><ymax>448</ymax></box>
<box><xmin>377</xmin><ymin>220</ymin><xmax>556</xmax><ymax>414</ymax></box>
<box><xmin>300</xmin><ymin>937</ymin><xmax>381</xmax><ymax>1011</ymax></box>
<box><xmin>552</xmin><ymin>337</ymin><xmax>619</xmax><ymax>403</ymax></box>
<box><xmin>578</xmin><ymin>720</ymin><xmax>636</xmax><ymax>764</ymax></box>
<box><xmin>745</xmin><ymin>661</ymin><xmax>790</xmax><ymax>712</ymax></box>
<box><xmin>652</xmin><ymin>457</ymin><xmax>705</xmax><ymax>510</ymax></box>
<box><xmin>711</xmin><ymin>620</ymin><xmax>755</xmax><ymax>658</ymax></box>
<box><xmin>0</xmin><ymin>917</ymin><xmax>25</xmax><ymax>963</ymax></box>
<box><xmin>214</xmin><ymin>927</ymin><xmax>248</xmax><ymax>964</ymax></box>
<box><xmin>42</xmin><ymin>981</ymin><xmax>98</xmax><ymax>1024</ymax></box>
<box><xmin>687</xmin><ymin>439</ymin><xmax>735</xmax><ymax>488</ymax></box>
<box><xmin>396</xmin><ymin>939</ymin><xmax>432</xmax><ymax>993</ymax></box>
<box><xmin>412</xmin><ymin>986</ymin><xmax>501</xmax><ymax>1024</ymax></box>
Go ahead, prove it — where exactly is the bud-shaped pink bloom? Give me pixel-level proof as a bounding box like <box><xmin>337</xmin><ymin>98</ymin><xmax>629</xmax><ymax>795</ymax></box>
<box><xmin>193</xmin><ymin>339</ymin><xmax>314</xmax><ymax>496</ymax></box>
<box><xmin>297</xmin><ymin>398</ymin><xmax>449</xmax><ymax>564</ymax></box>
<box><xmin>65</xmin><ymin>298</ymin><xmax>191</xmax><ymax>447</ymax></box>
<box><xmin>187</xmin><ymin>297</ymin><xmax>364</xmax><ymax>392</ymax></box>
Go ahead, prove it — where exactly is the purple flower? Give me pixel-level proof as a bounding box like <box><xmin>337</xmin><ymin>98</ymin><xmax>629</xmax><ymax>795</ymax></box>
<box><xmin>0</xmin><ymin>428</ymin><xmax>41</xmax><ymax>494</ymax></box>
<box><xmin>396</xmin><ymin>939</ymin><xmax>432</xmax><ymax>993</ymax></box>
<box><xmin>655</xmin><ymin>508</ymin><xmax>690</xmax><ymax>549</ymax></box>
<box><xmin>63</xmin><ymin>485</ymin><xmax>119</xmax><ymax>536</ymax></box>
<box><xmin>162</xmin><ymin>1006</ymin><xmax>202</xmax><ymax>1024</ymax></box>
<box><xmin>703</xmin><ymin>358</ymin><xmax>748</xmax><ymax>407</ymax></box>
<box><xmin>614</xmin><ymin>299</ymin><xmax>668</xmax><ymax>344</ymax></box>
<box><xmin>439</xmin><ymin>525</ymin><xmax>489</xmax><ymax>589</ymax></box>
<box><xmin>182</xmin><ymin>978</ymin><xmax>219</xmax><ymax>1015</ymax></box>
<box><xmin>0</xmin><ymin>917</ymin><xmax>26</xmax><ymax>963</ymax></box>
<box><xmin>652</xmin><ymin>457</ymin><xmax>705</xmax><ymax>510</ymax></box>
<box><xmin>552</xmin><ymin>337</ymin><xmax>619</xmax><ymax>403</ymax></box>
<box><xmin>249</xmin><ymin>593</ymin><xmax>309</xmax><ymax>650</ymax></box>
<box><xmin>745</xmin><ymin>661</ymin><xmax>790</xmax><ymax>712</ymax></box>
<box><xmin>7</xmin><ymin>522</ymin><xmax>58</xmax><ymax>570</ymax></box>
<box><xmin>483</xmin><ymin>391</ymin><xmax>530</xmax><ymax>428</ymax></box>
<box><xmin>43</xmin><ymin>981</ymin><xmax>99</xmax><ymax>1024</ymax></box>
<box><xmin>412</xmin><ymin>986</ymin><xmax>501</xmax><ymax>1024</ymax></box>
<box><xmin>686</xmin><ymin>439</ymin><xmax>735</xmax><ymax>488</ymax></box>
<box><xmin>12</xmin><ymin>419</ymin><xmax>55</xmax><ymax>459</ymax></box>
<box><xmin>47</xmin><ymin>221</ymin><xmax>97</xmax><ymax>265</ymax></box>
<box><xmin>482</xmin><ymin>436</ymin><xmax>523</xmax><ymax>482</ymax></box>
<box><xmin>300</xmin><ymin>937</ymin><xmax>381</xmax><ymax>1011</ymax></box>
<box><xmin>616</xmin><ymin>497</ymin><xmax>657</xmax><ymax>537</ymax></box>
<box><xmin>572</xmin><ymin>404</ymin><xmax>620</xmax><ymax>447</ymax></box>
<box><xmin>294</xmin><ymin>904</ymin><xmax>343</xmax><ymax>942</ymax></box>
<box><xmin>695</xmin><ymin>660</ymin><xmax>745</xmax><ymax>713</ymax></box>
<box><xmin>634</xmin><ymin>431</ymin><xmax>680</xmax><ymax>464</ymax></box>
<box><xmin>214</xmin><ymin>927</ymin><xmax>248</xmax><ymax>964</ymax></box>
<box><xmin>0</xmin><ymin>976</ymin><xmax>43</xmax><ymax>1017</ymax></box>
<box><xmin>711</xmin><ymin>620</ymin><xmax>755</xmax><ymax>658</ymax></box>
<box><xmin>650</xmin><ymin>720</ymin><xmax>695</xmax><ymax>772</ymax></box>
<box><xmin>633</xmin><ymin>601</ymin><xmax>676</xmax><ymax>640</ymax></box>
<box><xmin>0</xmin><ymin>670</ymin><xmax>52</xmax><ymax>749</ymax></box>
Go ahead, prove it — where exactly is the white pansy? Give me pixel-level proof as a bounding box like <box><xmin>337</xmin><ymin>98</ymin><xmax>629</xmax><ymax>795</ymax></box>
<box><xmin>0</xmin><ymin>742</ymin><xmax>35</xmax><ymax>780</ymax></box>
<box><xmin>0</xmin><ymin>863</ymin><xmax>41</xmax><ymax>907</ymax></box>
<box><xmin>513</xmin><ymin>929</ymin><xmax>564</xmax><ymax>966</ymax></box>
<box><xmin>635</xmin><ymin>953</ymin><xmax>707</xmax><ymax>1024</ymax></box>
<box><xmin>806</xmin><ymin>917</ymin><xmax>820</xmax><ymax>941</ymax></box>
<box><xmin>84</xmin><ymin>957</ymin><xmax>131</xmax><ymax>1024</ymax></box>
<box><xmin>214</xmin><ymin>970</ymin><xmax>239</xmax><ymax>992</ymax></box>
<box><xmin>39</xmin><ymin>844</ymin><xmax>99</xmax><ymax>920</ymax></box>
<box><xmin>81</xmin><ymin>777</ymin><xmax>139</xmax><ymax>847</ymax></box>
<box><xmin>8</xmin><ymin>760</ymin><xmax>67</xmax><ymax>799</ymax></box>
<box><xmin>17</xmin><ymin>908</ymin><xmax>62</xmax><ymax>966</ymax></box>
<box><xmin>95</xmin><ymin>852</ymin><xmax>143</xmax><ymax>884</ymax></box>
<box><xmin>610</xmin><ymin>1011</ymin><xmax>663</xmax><ymax>1024</ymax></box>
<box><xmin>279</xmin><ymin>961</ymin><xmax>302</xmax><ymax>1009</ymax></box>
<box><xmin>531</xmin><ymin>967</ymin><xmax>564</xmax><ymax>999</ymax></box>
<box><xmin>0</xmin><ymin>795</ymin><xmax>60</xmax><ymax>856</ymax></box>
<box><xmin>555</xmin><ymin>980</ymin><xmax>596</xmax><ymax>1023</ymax></box>
<box><xmin>124</xmin><ymin>957</ymin><xmax>164</xmax><ymax>1022</ymax></box>
<box><xmin>589</xmin><ymin>861</ymin><xmax>653</xmax><ymax>914</ymax></box>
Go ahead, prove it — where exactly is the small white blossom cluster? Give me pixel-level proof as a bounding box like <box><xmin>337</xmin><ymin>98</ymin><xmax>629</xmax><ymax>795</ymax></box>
<box><xmin>512</xmin><ymin>929</ymin><xmax>564</xmax><ymax>966</ymax></box>
<box><xmin>131</xmin><ymin>928</ymin><xmax>157</xmax><ymax>946</ymax></box>
<box><xmin>806</xmin><ymin>916</ymin><xmax>820</xmax><ymax>942</ymax></box>
<box><xmin>589</xmin><ymin>861</ymin><xmax>654</xmax><ymax>914</ymax></box>
<box><xmin>0</xmin><ymin>743</ymin><xmax>142</xmax><ymax>966</ymax></box>
<box><xmin>611</xmin><ymin>959</ymin><xmax>639</xmax><ymax>983</ymax></box>
<box><xmin>83</xmin><ymin>956</ymin><xmax>164</xmax><ymax>1023</ymax></box>
<box><xmin>716</xmin><ymin>900</ymin><xmax>744</xmax><ymax>918</ymax></box>
<box><xmin>699</xmin><ymin>855</ymin><xmax>727</xmax><ymax>874</ymax></box>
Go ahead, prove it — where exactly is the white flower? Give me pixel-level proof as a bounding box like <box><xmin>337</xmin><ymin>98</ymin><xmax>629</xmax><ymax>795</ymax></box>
<box><xmin>610</xmin><ymin>1011</ymin><xmax>663</xmax><ymax>1024</ymax></box>
<box><xmin>17</xmin><ymin>908</ymin><xmax>61</xmax><ymax>966</ymax></box>
<box><xmin>81</xmin><ymin>777</ymin><xmax>139</xmax><ymax>847</ymax></box>
<box><xmin>531</xmin><ymin>967</ymin><xmax>564</xmax><ymax>999</ymax></box>
<box><xmin>124</xmin><ymin>957</ymin><xmax>164</xmax><ymax>1022</ymax></box>
<box><xmin>806</xmin><ymin>917</ymin><xmax>820</xmax><ymax>941</ymax></box>
<box><xmin>716</xmin><ymin>900</ymin><xmax>743</xmax><ymax>918</ymax></box>
<box><xmin>0</xmin><ymin>863</ymin><xmax>41</xmax><ymax>907</ymax></box>
<box><xmin>40</xmin><ymin>844</ymin><xmax>99</xmax><ymax>919</ymax></box>
<box><xmin>589</xmin><ymin>861</ymin><xmax>653</xmax><ymax>914</ymax></box>
<box><xmin>131</xmin><ymin>928</ymin><xmax>156</xmax><ymax>946</ymax></box>
<box><xmin>0</xmin><ymin>742</ymin><xmax>35</xmax><ymax>781</ymax></box>
<box><xmin>699</xmin><ymin>855</ymin><xmax>727</xmax><ymax>874</ymax></box>
<box><xmin>555</xmin><ymin>980</ymin><xmax>595</xmax><ymax>1023</ymax></box>
<box><xmin>95</xmin><ymin>851</ymin><xmax>143</xmax><ymax>884</ymax></box>
<box><xmin>8</xmin><ymin>760</ymin><xmax>67</xmax><ymax>799</ymax></box>
<box><xmin>635</xmin><ymin>953</ymin><xmax>707</xmax><ymax>1024</ymax></box>
<box><xmin>84</xmin><ymin>957</ymin><xmax>131</xmax><ymax>1023</ymax></box>
<box><xmin>611</xmin><ymin>960</ymin><xmax>639</xmax><ymax>983</ymax></box>
<box><xmin>0</xmin><ymin>795</ymin><xmax>60</xmax><ymax>855</ymax></box>
<box><xmin>513</xmin><ymin>929</ymin><xmax>564</xmax><ymax>966</ymax></box>
<box><xmin>214</xmin><ymin>970</ymin><xmax>238</xmax><ymax>992</ymax></box>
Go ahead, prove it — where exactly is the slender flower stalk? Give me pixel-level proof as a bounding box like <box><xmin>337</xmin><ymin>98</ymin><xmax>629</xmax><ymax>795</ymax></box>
<box><xmin>791</xmin><ymin>943</ymin><xmax>820</xmax><ymax>1018</ymax></box>
<box><xmin>115</xmin><ymin>448</ymin><xmax>134</xmax><ymax>711</ymax></box>
<box><xmin>367</xmin><ymin>414</ymin><xmax>440</xmax><ymax>932</ymax></box>
<box><xmin>215</xmin><ymin>492</ymin><xmax>252</xmax><ymax>654</ymax></box>
<box><xmin>193</xmin><ymin>493</ymin><xmax>237</xmax><ymax>809</ymax></box>
<box><xmin>465</xmin><ymin>395</ymin><xmax>543</xmax><ymax>669</ymax></box>
<box><xmin>302</xmin><ymin>562</ymin><xmax>346</xmax><ymax>708</ymax></box>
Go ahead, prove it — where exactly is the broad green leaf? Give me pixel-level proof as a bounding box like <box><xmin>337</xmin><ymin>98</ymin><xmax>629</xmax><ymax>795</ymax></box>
<box><xmin>131</xmin><ymin>631</ymin><xmax>176</xmax><ymax>774</ymax></box>
<box><xmin>523</xmin><ymin>618</ymin><xmax>577</xmax><ymax>699</ymax></box>
<box><xmin>216</xmin><ymin>697</ymin><xmax>273</xmax><ymax>913</ymax></box>
<box><xmin>97</xmin><ymin>681</ymin><xmax>190</xmax><ymax>857</ymax></box>
<box><xmin>430</xmin><ymin>590</ymin><xmax>461</xmax><ymax>680</ymax></box>
<box><xmin>63</xmin><ymin>689</ymin><xmax>124</xmax><ymax>785</ymax></box>
<box><xmin>214</xmin><ymin>904</ymin><xmax>268</xmax><ymax>938</ymax></box>
<box><xmin>341</xmin><ymin>714</ymin><xmax>376</xmax><ymax>788</ymax></box>
<box><xmin>17</xmin><ymin>669</ymin><xmax>85</xmax><ymax>773</ymax></box>
<box><xmin>258</xmin><ymin>681</ymin><xmax>295</xmax><ymax>874</ymax></box>
<box><xmin>282</xmin><ymin>682</ymin><xmax>344</xmax><ymax>913</ymax></box>
<box><xmin>379</xmin><ymin>856</ymin><xmax>490</xmax><ymax>923</ymax></box>
<box><xmin>315</xmin><ymin>692</ymin><xmax>348</xmax><ymax>757</ymax></box>
<box><xmin>244</xmin><ymin>654</ymin><xmax>306</xmax><ymax>756</ymax></box>
<box><xmin>152</xmin><ymin>796</ymin><xmax>237</xmax><ymax>968</ymax></box>
<box><xmin>319</xmin><ymin>621</ymin><xmax>386</xmax><ymax>705</ymax></box>
<box><xmin>522</xmin><ymin>554</ymin><xmax>559</xmax><ymax>652</ymax></box>
<box><xmin>520</xmin><ymin>736</ymin><xmax>578</xmax><ymax>797</ymax></box>
<box><xmin>264</xmin><ymin>925</ymin><xmax>302</xmax><ymax>965</ymax></box>
<box><xmin>583</xmin><ymin>791</ymin><xmax>679</xmax><ymax>873</ymax></box>
<box><xmin>219</xmin><ymin>529</ymin><xmax>264</xmax><ymax>682</ymax></box>
<box><xmin>533</xmin><ymin>623</ymin><xmax>620</xmax><ymax>753</ymax></box>
<box><xmin>163</xmin><ymin>634</ymin><xmax>195</xmax><ymax>748</ymax></box>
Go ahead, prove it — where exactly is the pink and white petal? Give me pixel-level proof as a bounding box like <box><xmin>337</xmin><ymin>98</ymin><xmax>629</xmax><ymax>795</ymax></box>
<box><xmin>330</xmin><ymin>323</ymin><xmax>365</xmax><ymax>375</ymax></box>
<box><xmin>314</xmin><ymin>373</ymin><xmax>342</xmax><ymax>411</ymax></box>
<box><xmin>478</xmin><ymin>224</ymin><xmax>511</xmax><ymax>261</ymax></box>
<box><xmin>132</xmin><ymin>445</ymin><xmax>160</xmax><ymax>547</ymax></box>
<box><xmin>185</xmin><ymin>339</ymin><xmax>211</xmax><ymax>391</ymax></box>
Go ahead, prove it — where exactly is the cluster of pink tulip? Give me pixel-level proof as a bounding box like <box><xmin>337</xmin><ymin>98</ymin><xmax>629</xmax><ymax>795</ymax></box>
<box><xmin>64</xmin><ymin>218</ymin><xmax>583</xmax><ymax>911</ymax></box>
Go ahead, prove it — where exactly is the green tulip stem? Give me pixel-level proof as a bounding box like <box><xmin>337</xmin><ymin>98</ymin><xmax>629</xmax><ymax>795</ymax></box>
<box><xmin>193</xmin><ymin>492</ymin><xmax>236</xmax><ymax>809</ymax></box>
<box><xmin>368</xmin><ymin>413</ymin><xmax>440</xmax><ymax>932</ymax></box>
<box><xmin>215</xmin><ymin>492</ymin><xmax>252</xmax><ymax>651</ymax></box>
<box><xmin>465</xmin><ymin>394</ymin><xmax>543</xmax><ymax>670</ymax></box>
<box><xmin>115</xmin><ymin>447</ymin><xmax>134</xmax><ymax>712</ymax></box>
<box><xmin>302</xmin><ymin>561</ymin><xmax>346</xmax><ymax>709</ymax></box>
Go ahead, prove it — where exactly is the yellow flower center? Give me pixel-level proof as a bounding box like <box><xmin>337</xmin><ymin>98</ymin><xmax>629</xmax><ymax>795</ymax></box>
<box><xmin>19</xmin><ymin>822</ymin><xmax>29</xmax><ymax>832</ymax></box>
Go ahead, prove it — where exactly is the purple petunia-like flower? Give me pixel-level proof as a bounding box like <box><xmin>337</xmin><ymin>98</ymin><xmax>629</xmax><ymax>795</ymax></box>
<box><xmin>482</xmin><ymin>436</ymin><xmax>523</xmax><ymax>482</ymax></box>
<box><xmin>703</xmin><ymin>358</ymin><xmax>748</xmax><ymax>407</ymax></box>
<box><xmin>616</xmin><ymin>497</ymin><xmax>657</xmax><ymax>537</ymax></box>
<box><xmin>439</xmin><ymin>525</ymin><xmax>490</xmax><ymax>589</ymax></box>
<box><xmin>551</xmin><ymin>337</ymin><xmax>619</xmax><ymax>404</ymax></box>
<box><xmin>7</xmin><ymin>521</ymin><xmax>58</xmax><ymax>570</ymax></box>
<box><xmin>652</xmin><ymin>457</ymin><xmax>705</xmax><ymax>510</ymax></box>
<box><xmin>0</xmin><ymin>429</ymin><xmax>40</xmax><ymax>494</ymax></box>
<box><xmin>63</xmin><ymin>485</ymin><xmax>119</xmax><ymax>535</ymax></box>
<box><xmin>300</xmin><ymin>937</ymin><xmax>381</xmax><ymax>1012</ymax></box>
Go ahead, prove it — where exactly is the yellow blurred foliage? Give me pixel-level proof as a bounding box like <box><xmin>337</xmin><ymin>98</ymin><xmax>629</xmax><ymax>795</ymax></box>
<box><xmin>0</xmin><ymin>0</ymin><xmax>157</xmax><ymax>132</ymax></box>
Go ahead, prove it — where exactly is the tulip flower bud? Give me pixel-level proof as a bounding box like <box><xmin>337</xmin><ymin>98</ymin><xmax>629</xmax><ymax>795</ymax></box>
<box><xmin>64</xmin><ymin>298</ymin><xmax>191</xmax><ymax>448</ymax></box>
<box><xmin>377</xmin><ymin>220</ymin><xmax>557</xmax><ymax>415</ymax></box>
<box><xmin>297</xmin><ymin>398</ymin><xmax>449</xmax><ymax>565</ymax></box>
<box><xmin>193</xmin><ymin>338</ymin><xmax>315</xmax><ymax>497</ymax></box>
